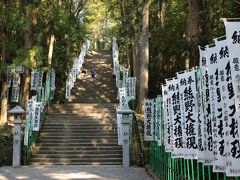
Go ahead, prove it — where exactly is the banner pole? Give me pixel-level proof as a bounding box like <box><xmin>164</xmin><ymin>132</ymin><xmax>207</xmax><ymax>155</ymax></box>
<box><xmin>216</xmin><ymin>173</ymin><xmax>219</xmax><ymax>180</ymax></box>
<box><xmin>202</xmin><ymin>163</ymin><xmax>205</xmax><ymax>180</ymax></box>
<box><xmin>184</xmin><ymin>159</ymin><xmax>187</xmax><ymax>179</ymax></box>
<box><xmin>180</xmin><ymin>158</ymin><xmax>183</xmax><ymax>180</ymax></box>
<box><xmin>172</xmin><ymin>158</ymin><xmax>175</xmax><ymax>180</ymax></box>
<box><xmin>197</xmin><ymin>161</ymin><xmax>200</xmax><ymax>180</ymax></box>
<box><xmin>208</xmin><ymin>166</ymin><xmax>211</xmax><ymax>180</ymax></box>
<box><xmin>187</xmin><ymin>159</ymin><xmax>190</xmax><ymax>180</ymax></box>
<box><xmin>191</xmin><ymin>160</ymin><xmax>195</xmax><ymax>180</ymax></box>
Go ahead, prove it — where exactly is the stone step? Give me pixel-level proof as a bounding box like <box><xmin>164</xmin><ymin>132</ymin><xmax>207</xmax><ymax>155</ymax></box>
<box><xmin>46</xmin><ymin>114</ymin><xmax>116</xmax><ymax>119</ymax></box>
<box><xmin>37</xmin><ymin>139</ymin><xmax>118</xmax><ymax>143</ymax></box>
<box><xmin>48</xmin><ymin>109</ymin><xmax>116</xmax><ymax>115</ymax></box>
<box><xmin>31</xmin><ymin>154</ymin><xmax>122</xmax><ymax>159</ymax></box>
<box><xmin>41</xmin><ymin>125</ymin><xmax>116</xmax><ymax>129</ymax></box>
<box><xmin>44</xmin><ymin>120</ymin><xmax>116</xmax><ymax>125</ymax></box>
<box><xmin>41</xmin><ymin>126</ymin><xmax>117</xmax><ymax>132</ymax></box>
<box><xmin>34</xmin><ymin>146</ymin><xmax>122</xmax><ymax>151</ymax></box>
<box><xmin>36</xmin><ymin>142</ymin><xmax>120</xmax><ymax>147</ymax></box>
<box><xmin>39</xmin><ymin>132</ymin><xmax>117</xmax><ymax>136</ymax></box>
<box><xmin>48</xmin><ymin>110</ymin><xmax>117</xmax><ymax>114</ymax></box>
<box><xmin>29</xmin><ymin>161</ymin><xmax>122</xmax><ymax>166</ymax></box>
<box><xmin>50</xmin><ymin>103</ymin><xmax>117</xmax><ymax>109</ymax></box>
<box><xmin>30</xmin><ymin>157</ymin><xmax>122</xmax><ymax>163</ymax></box>
<box><xmin>34</xmin><ymin>149</ymin><xmax>122</xmax><ymax>154</ymax></box>
<box><xmin>45</xmin><ymin>116</ymin><xmax>116</xmax><ymax>120</ymax></box>
<box><xmin>42</xmin><ymin>122</ymin><xmax>116</xmax><ymax>126</ymax></box>
<box><xmin>38</xmin><ymin>136</ymin><xmax>118</xmax><ymax>141</ymax></box>
<box><xmin>48</xmin><ymin>108</ymin><xmax>117</xmax><ymax>112</ymax></box>
<box><xmin>47</xmin><ymin>112</ymin><xmax>116</xmax><ymax>116</ymax></box>
<box><xmin>42</xmin><ymin>126</ymin><xmax>117</xmax><ymax>133</ymax></box>
<box><xmin>39</xmin><ymin>135</ymin><xmax>117</xmax><ymax>139</ymax></box>
<box><xmin>43</xmin><ymin>121</ymin><xmax>116</xmax><ymax>125</ymax></box>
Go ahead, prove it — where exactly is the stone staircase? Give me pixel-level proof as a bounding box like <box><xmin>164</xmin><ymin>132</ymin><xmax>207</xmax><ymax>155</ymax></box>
<box><xmin>29</xmin><ymin>51</ymin><xmax>121</xmax><ymax>165</ymax></box>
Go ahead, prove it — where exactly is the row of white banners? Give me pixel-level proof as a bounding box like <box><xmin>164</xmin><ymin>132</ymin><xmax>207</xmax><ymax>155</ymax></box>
<box><xmin>65</xmin><ymin>40</ymin><xmax>90</xmax><ymax>99</ymax></box>
<box><xmin>144</xmin><ymin>19</ymin><xmax>240</xmax><ymax>176</ymax></box>
<box><xmin>24</xmin><ymin>70</ymin><xmax>55</xmax><ymax>146</ymax></box>
<box><xmin>6</xmin><ymin>67</ymin><xmax>55</xmax><ymax>103</ymax></box>
<box><xmin>112</xmin><ymin>38</ymin><xmax>136</xmax><ymax>145</ymax></box>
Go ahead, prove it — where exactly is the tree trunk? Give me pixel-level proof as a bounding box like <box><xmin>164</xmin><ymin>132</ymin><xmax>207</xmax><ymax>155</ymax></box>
<box><xmin>24</xmin><ymin>2</ymin><xmax>32</xmax><ymax>49</ymax></box>
<box><xmin>186</xmin><ymin>0</ymin><xmax>203</xmax><ymax>67</ymax></box>
<box><xmin>48</xmin><ymin>34</ymin><xmax>55</xmax><ymax>65</ymax></box>
<box><xmin>65</xmin><ymin>34</ymin><xmax>71</xmax><ymax>57</ymax></box>
<box><xmin>138</xmin><ymin>0</ymin><xmax>152</xmax><ymax>113</ymax></box>
<box><xmin>157</xmin><ymin>0</ymin><xmax>167</xmax><ymax>81</ymax></box>
<box><xmin>1</xmin><ymin>81</ymin><xmax>7</xmax><ymax>126</ymax></box>
<box><xmin>133</xmin><ymin>32</ymin><xmax>140</xmax><ymax>108</ymax></box>
<box><xmin>22</xmin><ymin>1</ymin><xmax>34</xmax><ymax>109</ymax></box>
<box><xmin>1</xmin><ymin>0</ymin><xmax>8</xmax><ymax>126</ymax></box>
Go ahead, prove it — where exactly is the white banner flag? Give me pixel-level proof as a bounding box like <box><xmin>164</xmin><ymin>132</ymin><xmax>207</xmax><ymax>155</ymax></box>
<box><xmin>206</xmin><ymin>44</ymin><xmax>225</xmax><ymax>171</ymax></box>
<box><xmin>144</xmin><ymin>99</ymin><xmax>154</xmax><ymax>141</ymax></box>
<box><xmin>119</xmin><ymin>88</ymin><xmax>126</xmax><ymax>109</ymax></box>
<box><xmin>168</xmin><ymin>78</ymin><xmax>184</xmax><ymax>158</ymax></box>
<box><xmin>219</xmin><ymin>22</ymin><xmax>240</xmax><ymax>176</ymax></box>
<box><xmin>32</xmin><ymin>102</ymin><xmax>41</xmax><ymax>131</ymax></box>
<box><xmin>65</xmin><ymin>83</ymin><xmax>71</xmax><ymax>99</ymax></box>
<box><xmin>153</xmin><ymin>98</ymin><xmax>157</xmax><ymax>141</ymax></box>
<box><xmin>31</xmin><ymin>69</ymin><xmax>38</xmax><ymax>91</ymax></box>
<box><xmin>177</xmin><ymin>70</ymin><xmax>198</xmax><ymax>159</ymax></box>
<box><xmin>11</xmin><ymin>87</ymin><xmax>19</xmax><ymax>103</ymax></box>
<box><xmin>156</xmin><ymin>96</ymin><xmax>163</xmax><ymax>146</ymax></box>
<box><xmin>24</xmin><ymin>99</ymin><xmax>34</xmax><ymax>145</ymax></box>
<box><xmin>122</xmin><ymin>68</ymin><xmax>128</xmax><ymax>88</ymax></box>
<box><xmin>12</xmin><ymin>73</ymin><xmax>19</xmax><ymax>88</ymax></box>
<box><xmin>126</xmin><ymin>77</ymin><xmax>137</xmax><ymax>100</ymax></box>
<box><xmin>51</xmin><ymin>69</ymin><xmax>55</xmax><ymax>91</ymax></box>
<box><xmin>115</xmin><ymin>62</ymin><xmax>121</xmax><ymax>88</ymax></box>
<box><xmin>7</xmin><ymin>66</ymin><xmax>12</xmax><ymax>88</ymax></box>
<box><xmin>162</xmin><ymin>85</ymin><xmax>170</xmax><ymax>151</ymax></box>
<box><xmin>117</xmin><ymin>114</ymin><xmax>123</xmax><ymax>145</ymax></box>
<box><xmin>38</xmin><ymin>71</ymin><xmax>43</xmax><ymax>90</ymax></box>
<box><xmin>165</xmin><ymin>79</ymin><xmax>175</xmax><ymax>154</ymax></box>
<box><xmin>11</xmin><ymin>74</ymin><xmax>19</xmax><ymax>102</ymax></box>
<box><xmin>197</xmin><ymin>47</ymin><xmax>206</xmax><ymax>162</ymax></box>
<box><xmin>224</xmin><ymin>20</ymin><xmax>240</xmax><ymax>113</ymax></box>
<box><xmin>200</xmin><ymin>46</ymin><xmax>214</xmax><ymax>165</ymax></box>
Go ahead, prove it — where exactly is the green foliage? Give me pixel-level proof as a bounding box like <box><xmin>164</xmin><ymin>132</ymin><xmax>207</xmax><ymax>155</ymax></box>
<box><xmin>100</xmin><ymin>0</ymin><xmax>240</xmax><ymax>98</ymax></box>
<box><xmin>13</xmin><ymin>46</ymin><xmax>44</xmax><ymax>68</ymax></box>
<box><xmin>1</xmin><ymin>0</ymin><xmax>240</xmax><ymax>99</ymax></box>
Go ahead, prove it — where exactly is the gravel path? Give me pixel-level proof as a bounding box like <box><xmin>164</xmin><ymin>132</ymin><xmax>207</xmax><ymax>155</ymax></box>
<box><xmin>0</xmin><ymin>165</ymin><xmax>152</xmax><ymax>180</ymax></box>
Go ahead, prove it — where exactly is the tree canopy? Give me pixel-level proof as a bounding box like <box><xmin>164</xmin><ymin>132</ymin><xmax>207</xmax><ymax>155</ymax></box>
<box><xmin>1</xmin><ymin>0</ymin><xmax>240</xmax><ymax>114</ymax></box>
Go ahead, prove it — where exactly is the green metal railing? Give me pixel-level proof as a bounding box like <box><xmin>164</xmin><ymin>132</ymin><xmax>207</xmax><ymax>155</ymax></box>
<box><xmin>22</xmin><ymin>71</ymin><xmax>53</xmax><ymax>165</ymax></box>
<box><xmin>132</xmin><ymin>114</ymin><xmax>145</xmax><ymax>166</ymax></box>
<box><xmin>149</xmin><ymin>142</ymin><xmax>239</xmax><ymax>180</ymax></box>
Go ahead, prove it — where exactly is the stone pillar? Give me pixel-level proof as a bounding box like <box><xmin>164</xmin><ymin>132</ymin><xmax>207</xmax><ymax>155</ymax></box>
<box><xmin>13</xmin><ymin>116</ymin><xmax>22</xmax><ymax>168</ymax></box>
<box><xmin>8</xmin><ymin>105</ymin><xmax>25</xmax><ymax>168</ymax></box>
<box><xmin>122</xmin><ymin>114</ymin><xmax>131</xmax><ymax>168</ymax></box>
<box><xmin>117</xmin><ymin>107</ymin><xmax>134</xmax><ymax>168</ymax></box>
